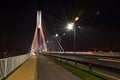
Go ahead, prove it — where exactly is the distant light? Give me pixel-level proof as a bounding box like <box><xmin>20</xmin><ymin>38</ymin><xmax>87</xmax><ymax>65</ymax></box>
<box><xmin>67</xmin><ymin>23</ymin><xmax>74</xmax><ymax>30</ymax></box>
<box><xmin>63</xmin><ymin>33</ymin><xmax>66</xmax><ymax>36</ymax></box>
<box><xmin>78</xmin><ymin>26</ymin><xmax>81</xmax><ymax>28</ymax></box>
<box><xmin>75</xmin><ymin>17</ymin><xmax>79</xmax><ymax>21</ymax></box>
<box><xmin>31</xmin><ymin>50</ymin><xmax>36</xmax><ymax>55</ymax></box>
<box><xmin>32</xmin><ymin>53</ymin><xmax>36</xmax><ymax>55</ymax></box>
<box><xmin>42</xmin><ymin>49</ymin><xmax>45</xmax><ymax>52</ymax></box>
<box><xmin>47</xmin><ymin>40</ymin><xmax>49</xmax><ymax>43</ymax></box>
<box><xmin>38</xmin><ymin>25</ymin><xmax>41</xmax><ymax>28</ymax></box>
<box><xmin>55</xmin><ymin>34</ymin><xmax>59</xmax><ymax>37</ymax></box>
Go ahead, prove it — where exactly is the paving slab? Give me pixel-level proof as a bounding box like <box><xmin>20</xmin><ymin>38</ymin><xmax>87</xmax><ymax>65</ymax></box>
<box><xmin>7</xmin><ymin>55</ymin><xmax>36</xmax><ymax>80</ymax></box>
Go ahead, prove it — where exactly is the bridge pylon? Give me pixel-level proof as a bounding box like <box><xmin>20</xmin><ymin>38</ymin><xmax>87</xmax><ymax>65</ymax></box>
<box><xmin>31</xmin><ymin>11</ymin><xmax>47</xmax><ymax>53</ymax></box>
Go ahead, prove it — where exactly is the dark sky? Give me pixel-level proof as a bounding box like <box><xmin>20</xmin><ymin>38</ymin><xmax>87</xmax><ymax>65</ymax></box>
<box><xmin>0</xmin><ymin>0</ymin><xmax>120</xmax><ymax>52</ymax></box>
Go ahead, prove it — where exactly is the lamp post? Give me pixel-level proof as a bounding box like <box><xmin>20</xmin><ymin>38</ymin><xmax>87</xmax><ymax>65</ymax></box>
<box><xmin>73</xmin><ymin>28</ymin><xmax>76</xmax><ymax>54</ymax></box>
<box><xmin>67</xmin><ymin>17</ymin><xmax>79</xmax><ymax>54</ymax></box>
<box><xmin>67</xmin><ymin>23</ymin><xmax>76</xmax><ymax>54</ymax></box>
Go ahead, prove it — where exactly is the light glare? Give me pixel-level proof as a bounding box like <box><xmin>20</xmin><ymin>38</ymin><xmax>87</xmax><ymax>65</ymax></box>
<box><xmin>55</xmin><ymin>34</ymin><xmax>59</xmax><ymax>37</ymax></box>
<box><xmin>75</xmin><ymin>17</ymin><xmax>79</xmax><ymax>21</ymax></box>
<box><xmin>67</xmin><ymin>23</ymin><xmax>74</xmax><ymax>30</ymax></box>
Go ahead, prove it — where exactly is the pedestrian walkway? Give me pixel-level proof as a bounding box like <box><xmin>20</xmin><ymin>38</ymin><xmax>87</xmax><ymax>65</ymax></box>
<box><xmin>7</xmin><ymin>55</ymin><xmax>36</xmax><ymax>80</ymax></box>
<box><xmin>7</xmin><ymin>54</ymin><xmax>81</xmax><ymax>80</ymax></box>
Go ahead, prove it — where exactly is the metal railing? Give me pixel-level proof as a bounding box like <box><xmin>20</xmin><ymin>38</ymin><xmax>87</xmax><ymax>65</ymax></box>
<box><xmin>44</xmin><ymin>54</ymin><xmax>120</xmax><ymax>74</ymax></box>
<box><xmin>0</xmin><ymin>53</ymin><xmax>31</xmax><ymax>79</ymax></box>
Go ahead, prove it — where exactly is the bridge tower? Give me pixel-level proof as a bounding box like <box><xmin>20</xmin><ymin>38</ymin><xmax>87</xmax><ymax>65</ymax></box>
<box><xmin>31</xmin><ymin>11</ymin><xmax>47</xmax><ymax>53</ymax></box>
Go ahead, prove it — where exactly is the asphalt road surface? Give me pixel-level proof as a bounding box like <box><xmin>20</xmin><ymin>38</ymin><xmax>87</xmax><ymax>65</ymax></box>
<box><xmin>36</xmin><ymin>54</ymin><xmax>81</xmax><ymax>80</ymax></box>
<box><xmin>49</xmin><ymin>54</ymin><xmax>120</xmax><ymax>79</ymax></box>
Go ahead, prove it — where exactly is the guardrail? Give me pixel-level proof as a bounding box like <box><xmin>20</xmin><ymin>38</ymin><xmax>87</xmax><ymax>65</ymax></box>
<box><xmin>0</xmin><ymin>53</ymin><xmax>31</xmax><ymax>79</ymax></box>
<box><xmin>48</xmin><ymin>51</ymin><xmax>120</xmax><ymax>55</ymax></box>
<box><xmin>44</xmin><ymin>54</ymin><xmax>120</xmax><ymax>74</ymax></box>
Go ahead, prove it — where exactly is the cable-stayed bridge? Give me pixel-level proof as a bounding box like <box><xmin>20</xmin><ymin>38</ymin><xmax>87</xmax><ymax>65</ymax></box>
<box><xmin>0</xmin><ymin>11</ymin><xmax>120</xmax><ymax>80</ymax></box>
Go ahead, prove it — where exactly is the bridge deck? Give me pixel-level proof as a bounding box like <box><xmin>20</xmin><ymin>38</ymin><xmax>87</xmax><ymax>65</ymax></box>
<box><xmin>7</xmin><ymin>54</ymin><xmax>81</xmax><ymax>80</ymax></box>
<box><xmin>36</xmin><ymin>54</ymin><xmax>81</xmax><ymax>80</ymax></box>
<box><xmin>7</xmin><ymin>55</ymin><xmax>36</xmax><ymax>80</ymax></box>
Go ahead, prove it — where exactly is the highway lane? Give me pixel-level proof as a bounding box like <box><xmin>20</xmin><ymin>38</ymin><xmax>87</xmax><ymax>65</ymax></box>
<box><xmin>48</xmin><ymin>53</ymin><xmax>120</xmax><ymax>79</ymax></box>
<box><xmin>52</xmin><ymin>54</ymin><xmax>120</xmax><ymax>69</ymax></box>
<box><xmin>36</xmin><ymin>54</ymin><xmax>81</xmax><ymax>80</ymax></box>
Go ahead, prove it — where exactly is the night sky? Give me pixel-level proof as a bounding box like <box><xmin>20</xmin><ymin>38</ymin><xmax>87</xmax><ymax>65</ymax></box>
<box><xmin>0</xmin><ymin>0</ymin><xmax>120</xmax><ymax>53</ymax></box>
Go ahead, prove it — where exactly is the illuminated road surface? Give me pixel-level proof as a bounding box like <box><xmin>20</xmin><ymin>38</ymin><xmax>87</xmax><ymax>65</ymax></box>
<box><xmin>50</xmin><ymin>54</ymin><xmax>120</xmax><ymax>79</ymax></box>
<box><xmin>36</xmin><ymin>54</ymin><xmax>81</xmax><ymax>80</ymax></box>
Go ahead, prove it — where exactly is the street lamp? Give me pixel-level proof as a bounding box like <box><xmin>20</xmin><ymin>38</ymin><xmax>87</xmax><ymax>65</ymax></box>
<box><xmin>55</xmin><ymin>34</ymin><xmax>59</xmax><ymax>37</ymax></box>
<box><xmin>67</xmin><ymin>22</ymin><xmax>76</xmax><ymax>54</ymax></box>
<box><xmin>67</xmin><ymin>17</ymin><xmax>79</xmax><ymax>54</ymax></box>
<box><xmin>67</xmin><ymin>23</ymin><xmax>74</xmax><ymax>30</ymax></box>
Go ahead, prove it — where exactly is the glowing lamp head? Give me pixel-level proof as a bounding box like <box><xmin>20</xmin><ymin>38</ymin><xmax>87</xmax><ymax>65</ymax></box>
<box><xmin>55</xmin><ymin>34</ymin><xmax>59</xmax><ymax>37</ymax></box>
<box><xmin>47</xmin><ymin>40</ymin><xmax>49</xmax><ymax>43</ymax></box>
<box><xmin>67</xmin><ymin>23</ymin><xmax>74</xmax><ymax>30</ymax></box>
<box><xmin>75</xmin><ymin>17</ymin><xmax>79</xmax><ymax>21</ymax></box>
